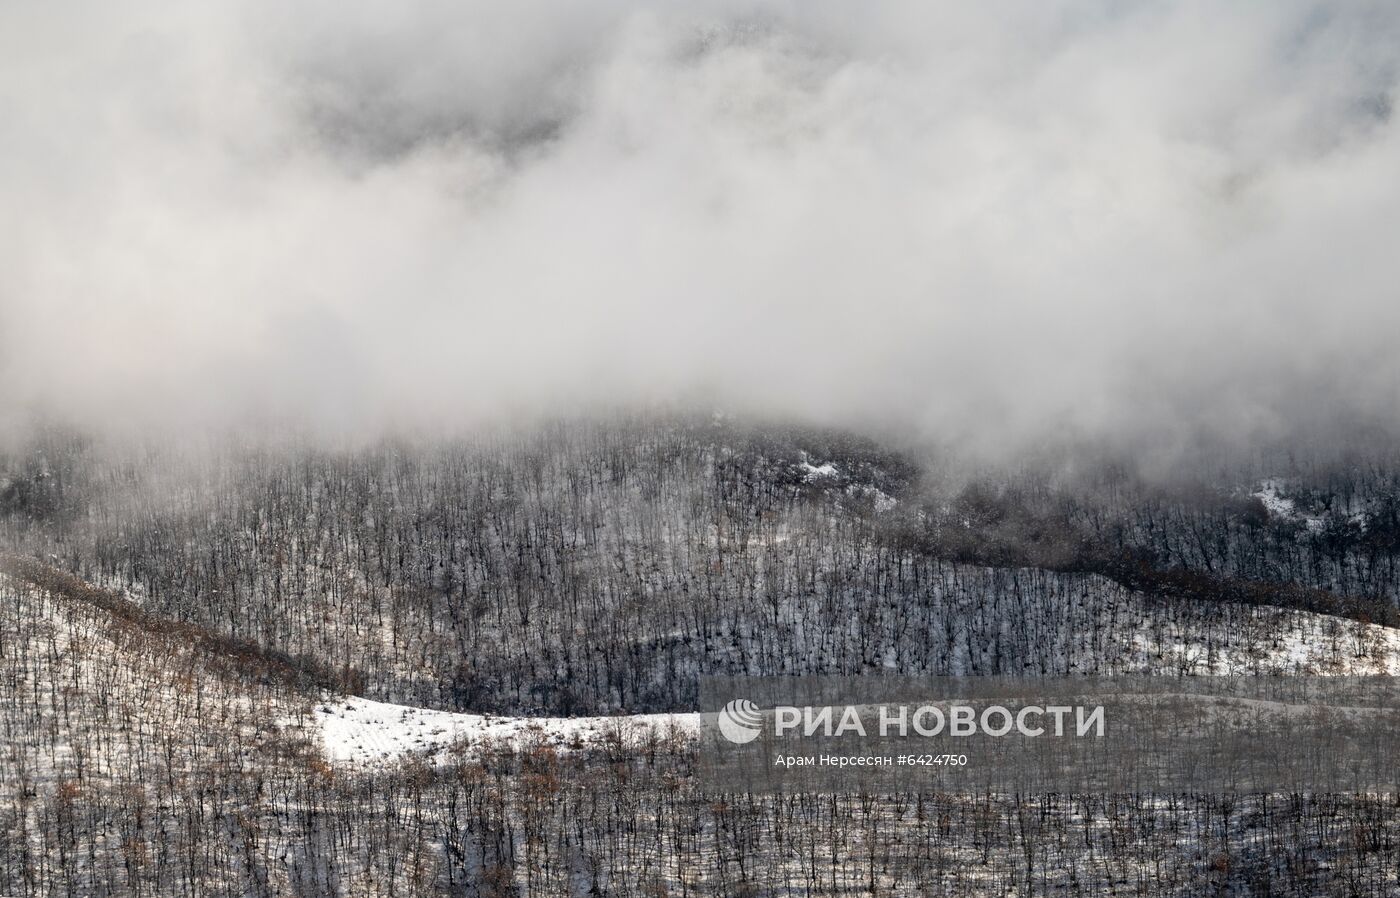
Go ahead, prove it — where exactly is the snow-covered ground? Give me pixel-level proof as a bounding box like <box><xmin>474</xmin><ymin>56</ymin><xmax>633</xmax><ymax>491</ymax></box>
<box><xmin>1253</xmin><ymin>479</ymin><xmax>1326</xmax><ymax>532</ymax></box>
<box><xmin>311</xmin><ymin>695</ymin><xmax>700</xmax><ymax>765</ymax></box>
<box><xmin>1129</xmin><ymin>604</ymin><xmax>1400</xmax><ymax>675</ymax></box>
<box><xmin>796</xmin><ymin>455</ymin><xmax>898</xmax><ymax>512</ymax></box>
<box><xmin>798</xmin><ymin>459</ymin><xmax>840</xmax><ymax>482</ymax></box>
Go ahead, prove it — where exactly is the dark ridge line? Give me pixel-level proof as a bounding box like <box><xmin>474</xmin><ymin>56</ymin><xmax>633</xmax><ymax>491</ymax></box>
<box><xmin>0</xmin><ymin>553</ymin><xmax>354</xmax><ymax>695</ymax></box>
<box><xmin>909</xmin><ymin>529</ymin><xmax>1399</xmax><ymax>628</ymax></box>
<box><xmin>1088</xmin><ymin>552</ymin><xmax>1400</xmax><ymax>630</ymax></box>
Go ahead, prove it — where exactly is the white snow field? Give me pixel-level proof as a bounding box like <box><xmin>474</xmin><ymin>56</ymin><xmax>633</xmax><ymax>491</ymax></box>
<box><xmin>311</xmin><ymin>695</ymin><xmax>700</xmax><ymax>765</ymax></box>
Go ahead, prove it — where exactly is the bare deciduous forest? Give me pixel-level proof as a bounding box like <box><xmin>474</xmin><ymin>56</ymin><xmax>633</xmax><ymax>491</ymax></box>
<box><xmin>7</xmin><ymin>0</ymin><xmax>1400</xmax><ymax>893</ymax></box>
<box><xmin>4</xmin><ymin>416</ymin><xmax>1400</xmax><ymax>895</ymax></box>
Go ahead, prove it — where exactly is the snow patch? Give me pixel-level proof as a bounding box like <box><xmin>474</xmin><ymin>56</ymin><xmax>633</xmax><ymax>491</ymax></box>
<box><xmin>1254</xmin><ymin>479</ymin><xmax>1325</xmax><ymax>532</ymax></box>
<box><xmin>799</xmin><ymin>460</ymin><xmax>840</xmax><ymax>482</ymax></box>
<box><xmin>311</xmin><ymin>695</ymin><xmax>700</xmax><ymax>766</ymax></box>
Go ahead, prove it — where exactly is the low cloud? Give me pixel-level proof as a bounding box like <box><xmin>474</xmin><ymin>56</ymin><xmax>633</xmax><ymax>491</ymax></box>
<box><xmin>3</xmin><ymin>1</ymin><xmax>1398</xmax><ymax>455</ymax></box>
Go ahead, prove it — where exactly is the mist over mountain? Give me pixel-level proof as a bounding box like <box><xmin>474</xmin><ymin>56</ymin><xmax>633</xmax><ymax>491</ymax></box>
<box><xmin>4</xmin><ymin>1</ymin><xmax>1400</xmax><ymax>457</ymax></box>
<box><xmin>10</xmin><ymin>7</ymin><xmax>1400</xmax><ymax>893</ymax></box>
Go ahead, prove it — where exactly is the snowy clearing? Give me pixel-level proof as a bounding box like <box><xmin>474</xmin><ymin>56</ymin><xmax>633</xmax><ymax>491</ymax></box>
<box><xmin>1253</xmin><ymin>479</ymin><xmax>1326</xmax><ymax>532</ymax></box>
<box><xmin>311</xmin><ymin>695</ymin><xmax>700</xmax><ymax>766</ymax></box>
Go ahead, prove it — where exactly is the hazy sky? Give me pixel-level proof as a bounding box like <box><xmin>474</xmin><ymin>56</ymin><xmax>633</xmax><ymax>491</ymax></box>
<box><xmin>2</xmin><ymin>1</ymin><xmax>1398</xmax><ymax>452</ymax></box>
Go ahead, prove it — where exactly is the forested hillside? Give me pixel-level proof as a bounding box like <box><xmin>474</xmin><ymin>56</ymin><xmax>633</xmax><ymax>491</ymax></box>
<box><xmin>5</xmin><ymin>416</ymin><xmax>1400</xmax><ymax>895</ymax></box>
<box><xmin>5</xmin><ymin>552</ymin><xmax>1400</xmax><ymax>896</ymax></box>
<box><xmin>5</xmin><ymin>417</ymin><xmax>1399</xmax><ymax>712</ymax></box>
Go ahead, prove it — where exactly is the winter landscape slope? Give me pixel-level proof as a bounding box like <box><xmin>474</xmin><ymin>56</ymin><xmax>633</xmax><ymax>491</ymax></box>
<box><xmin>6</xmin><ymin>418</ymin><xmax>1400</xmax><ymax>894</ymax></box>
